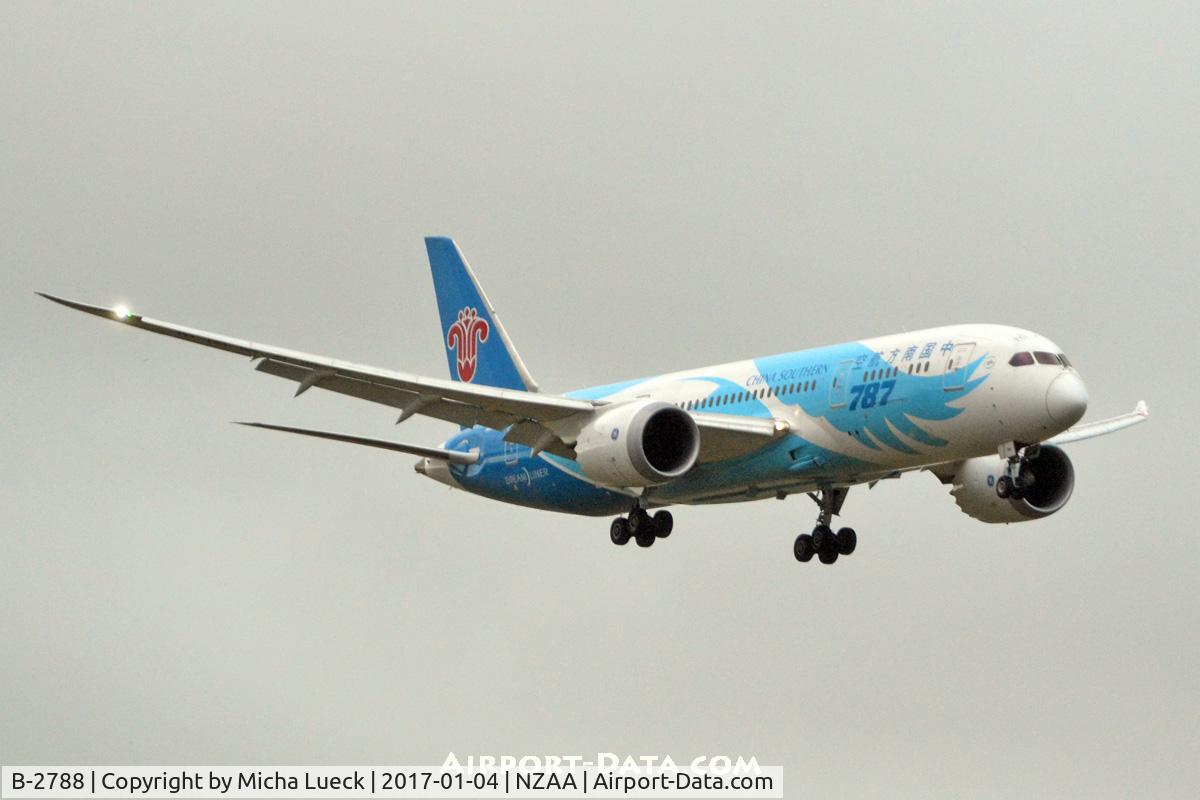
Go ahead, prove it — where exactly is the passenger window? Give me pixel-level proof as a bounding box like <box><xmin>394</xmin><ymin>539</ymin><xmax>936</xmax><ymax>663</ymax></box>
<box><xmin>1009</xmin><ymin>352</ymin><xmax>1034</xmax><ymax>367</ymax></box>
<box><xmin>1034</xmin><ymin>351</ymin><xmax>1058</xmax><ymax>365</ymax></box>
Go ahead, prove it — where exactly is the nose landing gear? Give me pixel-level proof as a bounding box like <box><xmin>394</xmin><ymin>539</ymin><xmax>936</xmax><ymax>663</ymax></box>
<box><xmin>794</xmin><ymin>488</ymin><xmax>857</xmax><ymax>564</ymax></box>
<box><xmin>996</xmin><ymin>442</ymin><xmax>1040</xmax><ymax>500</ymax></box>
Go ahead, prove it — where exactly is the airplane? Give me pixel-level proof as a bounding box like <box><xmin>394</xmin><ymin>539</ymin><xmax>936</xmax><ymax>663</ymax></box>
<box><xmin>39</xmin><ymin>237</ymin><xmax>1149</xmax><ymax>564</ymax></box>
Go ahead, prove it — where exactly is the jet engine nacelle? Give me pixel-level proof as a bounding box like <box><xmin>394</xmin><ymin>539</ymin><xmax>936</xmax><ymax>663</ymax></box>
<box><xmin>575</xmin><ymin>401</ymin><xmax>700</xmax><ymax>488</ymax></box>
<box><xmin>950</xmin><ymin>445</ymin><xmax>1075</xmax><ymax>523</ymax></box>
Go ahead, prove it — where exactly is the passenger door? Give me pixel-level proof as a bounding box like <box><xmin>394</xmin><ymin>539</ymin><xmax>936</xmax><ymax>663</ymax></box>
<box><xmin>944</xmin><ymin>343</ymin><xmax>975</xmax><ymax>391</ymax></box>
<box><xmin>830</xmin><ymin>361</ymin><xmax>854</xmax><ymax>407</ymax></box>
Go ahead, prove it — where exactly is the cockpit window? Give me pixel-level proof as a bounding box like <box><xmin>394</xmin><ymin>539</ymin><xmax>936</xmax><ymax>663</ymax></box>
<box><xmin>1034</xmin><ymin>351</ymin><xmax>1059</xmax><ymax>365</ymax></box>
<box><xmin>1057</xmin><ymin>353</ymin><xmax>1072</xmax><ymax>368</ymax></box>
<box><xmin>1009</xmin><ymin>352</ymin><xmax>1035</xmax><ymax>366</ymax></box>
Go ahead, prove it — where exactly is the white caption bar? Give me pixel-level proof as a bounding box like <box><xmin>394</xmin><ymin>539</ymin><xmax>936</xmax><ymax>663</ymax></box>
<box><xmin>1</xmin><ymin>767</ymin><xmax>782</xmax><ymax>799</ymax></box>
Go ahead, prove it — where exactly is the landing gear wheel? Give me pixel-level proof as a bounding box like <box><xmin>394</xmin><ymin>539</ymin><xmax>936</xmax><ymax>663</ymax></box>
<box><xmin>996</xmin><ymin>475</ymin><xmax>1012</xmax><ymax>499</ymax></box>
<box><xmin>628</xmin><ymin>509</ymin><xmax>651</xmax><ymax>538</ymax></box>
<box><xmin>812</xmin><ymin>524</ymin><xmax>835</xmax><ymax>553</ymax></box>
<box><xmin>610</xmin><ymin>518</ymin><xmax>631</xmax><ymax>546</ymax></box>
<box><xmin>635</xmin><ymin>531</ymin><xmax>655</xmax><ymax>548</ymax></box>
<box><xmin>794</xmin><ymin>533</ymin><xmax>815</xmax><ymax>562</ymax></box>
<box><xmin>652</xmin><ymin>511</ymin><xmax>673</xmax><ymax>538</ymax></box>
<box><xmin>836</xmin><ymin>527</ymin><xmax>857</xmax><ymax>555</ymax></box>
<box><xmin>799</xmin><ymin>488</ymin><xmax>854</xmax><ymax>564</ymax></box>
<box><xmin>1009</xmin><ymin>473</ymin><xmax>1028</xmax><ymax>500</ymax></box>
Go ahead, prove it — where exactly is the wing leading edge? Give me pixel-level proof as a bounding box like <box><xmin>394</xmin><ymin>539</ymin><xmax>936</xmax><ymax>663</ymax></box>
<box><xmin>1043</xmin><ymin>400</ymin><xmax>1150</xmax><ymax>446</ymax></box>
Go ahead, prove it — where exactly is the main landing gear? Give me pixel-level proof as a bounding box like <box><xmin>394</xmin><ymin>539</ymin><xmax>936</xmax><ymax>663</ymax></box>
<box><xmin>610</xmin><ymin>509</ymin><xmax>673</xmax><ymax>548</ymax></box>
<box><xmin>794</xmin><ymin>488</ymin><xmax>857</xmax><ymax>564</ymax></box>
<box><xmin>995</xmin><ymin>442</ymin><xmax>1039</xmax><ymax>500</ymax></box>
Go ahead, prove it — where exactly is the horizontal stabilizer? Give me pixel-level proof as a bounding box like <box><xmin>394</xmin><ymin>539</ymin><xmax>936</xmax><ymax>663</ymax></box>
<box><xmin>1044</xmin><ymin>400</ymin><xmax>1150</xmax><ymax>446</ymax></box>
<box><xmin>235</xmin><ymin>422</ymin><xmax>479</xmax><ymax>464</ymax></box>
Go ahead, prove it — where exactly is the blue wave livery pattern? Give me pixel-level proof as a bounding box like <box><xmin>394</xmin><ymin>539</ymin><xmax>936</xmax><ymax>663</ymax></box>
<box><xmin>443</xmin><ymin>341</ymin><xmax>991</xmax><ymax>515</ymax></box>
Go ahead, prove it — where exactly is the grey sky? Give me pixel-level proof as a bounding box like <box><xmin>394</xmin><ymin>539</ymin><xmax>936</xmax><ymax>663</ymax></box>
<box><xmin>3</xmin><ymin>3</ymin><xmax>1197</xmax><ymax>798</ymax></box>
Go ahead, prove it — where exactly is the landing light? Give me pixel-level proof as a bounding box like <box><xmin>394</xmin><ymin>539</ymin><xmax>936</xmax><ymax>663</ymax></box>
<box><xmin>113</xmin><ymin>304</ymin><xmax>131</xmax><ymax>319</ymax></box>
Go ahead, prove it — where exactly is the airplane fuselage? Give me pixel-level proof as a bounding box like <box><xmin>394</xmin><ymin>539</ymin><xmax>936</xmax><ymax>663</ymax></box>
<box><xmin>420</xmin><ymin>324</ymin><xmax>1088</xmax><ymax>515</ymax></box>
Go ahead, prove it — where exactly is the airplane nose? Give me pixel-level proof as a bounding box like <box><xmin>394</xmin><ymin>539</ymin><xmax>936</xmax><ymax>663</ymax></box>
<box><xmin>1046</xmin><ymin>371</ymin><xmax>1088</xmax><ymax>427</ymax></box>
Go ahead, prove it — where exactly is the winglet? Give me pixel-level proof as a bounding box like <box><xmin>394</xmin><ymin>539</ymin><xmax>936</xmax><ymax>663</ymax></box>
<box><xmin>37</xmin><ymin>292</ymin><xmax>143</xmax><ymax>323</ymax></box>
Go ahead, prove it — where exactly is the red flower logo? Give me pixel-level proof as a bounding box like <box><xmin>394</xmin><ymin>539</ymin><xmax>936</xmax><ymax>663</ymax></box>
<box><xmin>447</xmin><ymin>307</ymin><xmax>490</xmax><ymax>382</ymax></box>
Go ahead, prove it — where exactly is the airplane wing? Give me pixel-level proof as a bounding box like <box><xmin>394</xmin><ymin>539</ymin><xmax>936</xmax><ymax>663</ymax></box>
<box><xmin>689</xmin><ymin>412</ymin><xmax>790</xmax><ymax>462</ymax></box>
<box><xmin>39</xmin><ymin>292</ymin><xmax>593</xmax><ymax>457</ymax></box>
<box><xmin>1043</xmin><ymin>400</ymin><xmax>1150</xmax><ymax>446</ymax></box>
<box><xmin>39</xmin><ymin>293</ymin><xmax>784</xmax><ymax>464</ymax></box>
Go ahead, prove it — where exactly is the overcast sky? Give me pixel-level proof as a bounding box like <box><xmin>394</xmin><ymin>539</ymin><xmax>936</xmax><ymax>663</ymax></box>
<box><xmin>3</xmin><ymin>3</ymin><xmax>1197</xmax><ymax>798</ymax></box>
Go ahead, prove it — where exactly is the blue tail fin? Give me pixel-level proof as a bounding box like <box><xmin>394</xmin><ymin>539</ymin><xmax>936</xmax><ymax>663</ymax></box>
<box><xmin>425</xmin><ymin>237</ymin><xmax>538</xmax><ymax>392</ymax></box>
